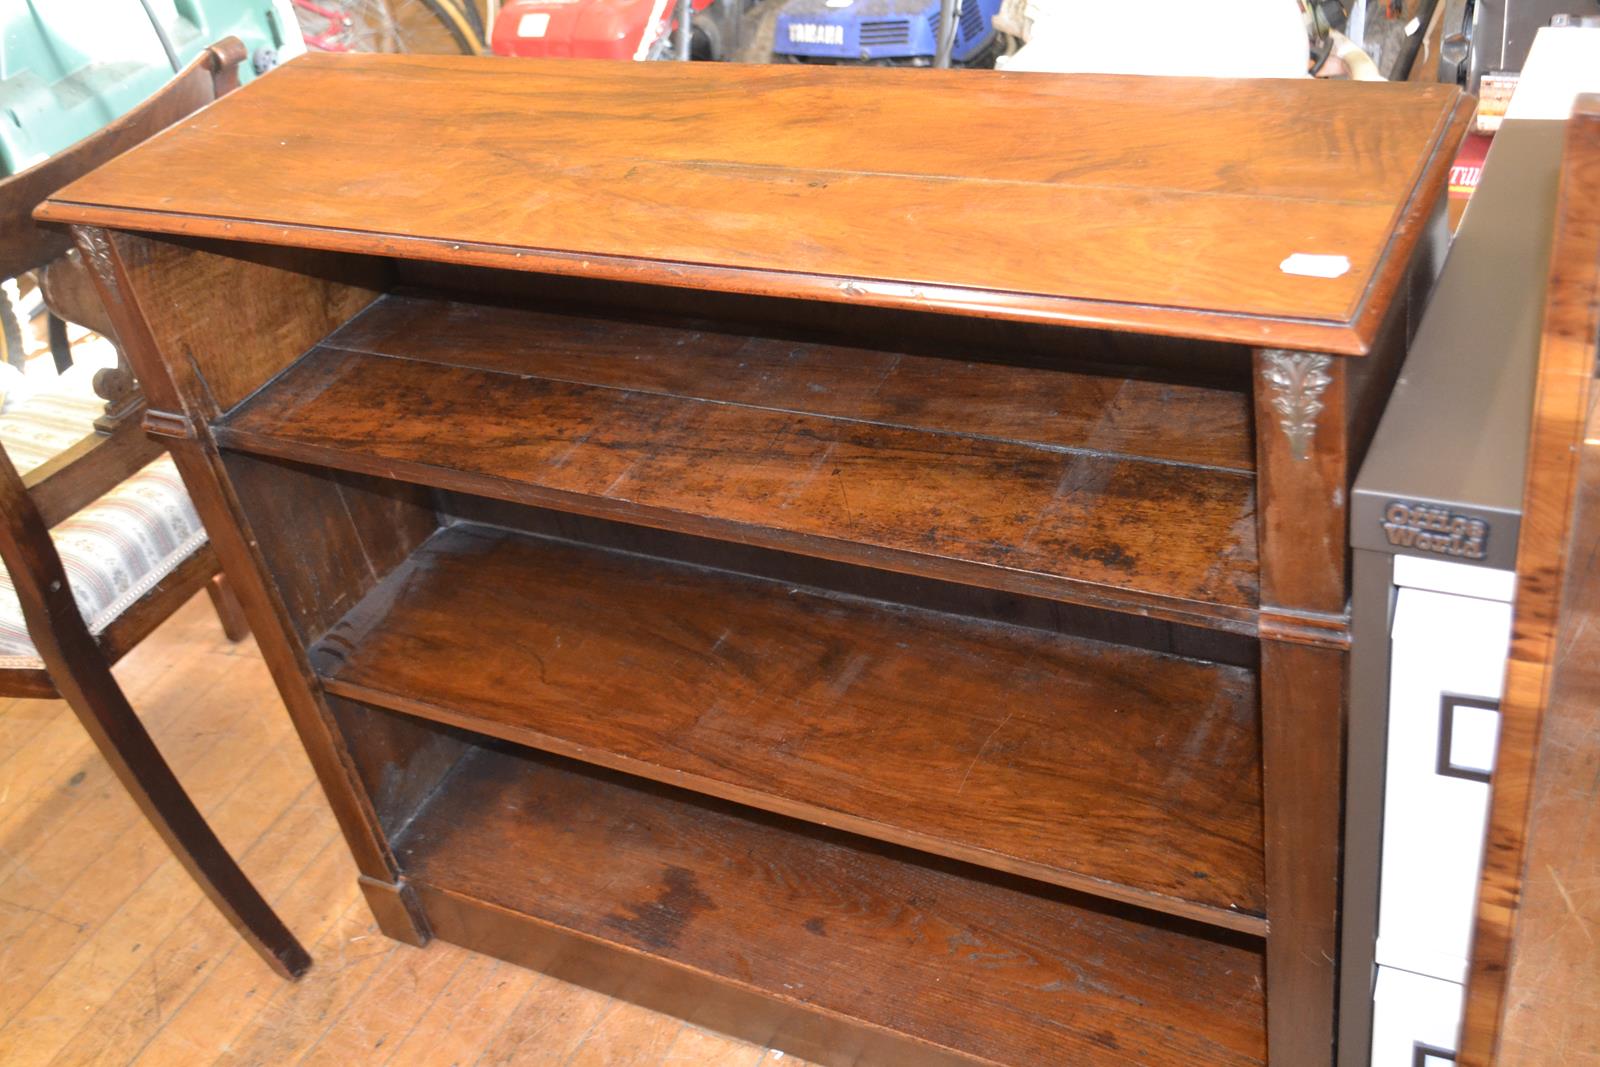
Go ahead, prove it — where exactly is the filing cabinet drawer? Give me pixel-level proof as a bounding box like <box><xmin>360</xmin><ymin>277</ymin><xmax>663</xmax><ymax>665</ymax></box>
<box><xmin>1378</xmin><ymin>586</ymin><xmax>1512</xmax><ymax>982</ymax></box>
<box><xmin>1371</xmin><ymin>966</ymin><xmax>1462</xmax><ymax>1066</ymax></box>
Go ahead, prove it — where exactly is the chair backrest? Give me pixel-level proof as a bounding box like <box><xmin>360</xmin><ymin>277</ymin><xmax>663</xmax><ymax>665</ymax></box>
<box><xmin>0</xmin><ymin>38</ymin><xmax>248</xmax><ymax>528</ymax></box>
<box><xmin>0</xmin><ymin>37</ymin><xmax>246</xmax><ymax>281</ymax></box>
<box><xmin>0</xmin><ymin>36</ymin><xmax>251</xmax><ymax>694</ymax></box>
<box><xmin>1460</xmin><ymin>94</ymin><xmax>1600</xmax><ymax>1065</ymax></box>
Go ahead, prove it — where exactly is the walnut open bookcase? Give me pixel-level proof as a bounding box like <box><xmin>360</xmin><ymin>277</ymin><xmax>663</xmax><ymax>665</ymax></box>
<box><xmin>38</xmin><ymin>55</ymin><xmax>1469</xmax><ymax>1066</ymax></box>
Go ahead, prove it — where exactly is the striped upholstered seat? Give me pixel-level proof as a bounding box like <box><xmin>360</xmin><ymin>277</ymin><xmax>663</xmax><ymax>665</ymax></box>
<box><xmin>0</xmin><ymin>374</ymin><xmax>206</xmax><ymax>669</ymax></box>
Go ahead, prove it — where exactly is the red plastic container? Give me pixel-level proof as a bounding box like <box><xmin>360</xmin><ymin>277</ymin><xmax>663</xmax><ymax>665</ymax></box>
<box><xmin>491</xmin><ymin>0</ymin><xmax>715</xmax><ymax>60</ymax></box>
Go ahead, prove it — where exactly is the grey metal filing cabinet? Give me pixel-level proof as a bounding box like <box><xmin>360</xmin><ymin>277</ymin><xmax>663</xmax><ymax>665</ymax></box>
<box><xmin>1340</xmin><ymin>119</ymin><xmax>1566</xmax><ymax>1067</ymax></box>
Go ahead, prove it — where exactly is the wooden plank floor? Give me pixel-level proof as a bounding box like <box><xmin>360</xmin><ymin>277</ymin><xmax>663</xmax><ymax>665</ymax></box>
<box><xmin>0</xmin><ymin>592</ymin><xmax>816</xmax><ymax>1067</ymax></box>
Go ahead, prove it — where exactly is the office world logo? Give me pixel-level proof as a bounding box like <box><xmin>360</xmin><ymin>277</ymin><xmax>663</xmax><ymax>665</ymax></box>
<box><xmin>1382</xmin><ymin>500</ymin><xmax>1489</xmax><ymax>560</ymax></box>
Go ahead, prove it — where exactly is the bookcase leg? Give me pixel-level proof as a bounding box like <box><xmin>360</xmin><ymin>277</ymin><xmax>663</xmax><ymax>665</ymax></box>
<box><xmin>358</xmin><ymin>875</ymin><xmax>432</xmax><ymax>947</ymax></box>
<box><xmin>1261</xmin><ymin>640</ymin><xmax>1345</xmax><ymax>1066</ymax></box>
<box><xmin>1254</xmin><ymin>347</ymin><xmax>1352</xmax><ymax>1066</ymax></box>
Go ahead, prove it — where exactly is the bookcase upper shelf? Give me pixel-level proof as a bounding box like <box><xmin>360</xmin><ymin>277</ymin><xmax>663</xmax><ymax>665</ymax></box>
<box><xmin>214</xmin><ymin>293</ymin><xmax>1262</xmax><ymax>633</ymax></box>
<box><xmin>37</xmin><ymin>54</ymin><xmax>1471</xmax><ymax>354</ymax></box>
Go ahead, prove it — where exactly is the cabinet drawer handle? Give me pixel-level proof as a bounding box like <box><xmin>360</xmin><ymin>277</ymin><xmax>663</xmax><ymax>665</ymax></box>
<box><xmin>1414</xmin><ymin>1040</ymin><xmax>1457</xmax><ymax>1065</ymax></box>
<box><xmin>1436</xmin><ymin>695</ymin><xmax>1500</xmax><ymax>784</ymax></box>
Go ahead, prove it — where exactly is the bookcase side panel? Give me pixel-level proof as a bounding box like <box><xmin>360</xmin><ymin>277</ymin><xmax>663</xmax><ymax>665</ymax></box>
<box><xmin>69</xmin><ymin>226</ymin><xmax>420</xmax><ymax>923</ymax></box>
<box><xmin>81</xmin><ymin>228</ymin><xmax>389</xmax><ymax>415</ymax></box>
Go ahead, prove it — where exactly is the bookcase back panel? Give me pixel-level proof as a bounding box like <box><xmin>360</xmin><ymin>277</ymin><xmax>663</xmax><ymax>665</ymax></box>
<box><xmin>325</xmin><ymin>694</ymin><xmax>474</xmax><ymax>842</ymax></box>
<box><xmin>396</xmin><ymin>260</ymin><xmax>1260</xmax><ymax>397</ymax></box>
<box><xmin>441</xmin><ymin>493</ymin><xmax>1259</xmax><ymax>669</ymax></box>
<box><xmin>220</xmin><ymin>453</ymin><xmax>439</xmax><ymax>644</ymax></box>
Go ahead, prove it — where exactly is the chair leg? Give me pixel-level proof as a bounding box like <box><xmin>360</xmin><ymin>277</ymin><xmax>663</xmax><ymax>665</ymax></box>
<box><xmin>55</xmin><ymin>669</ymin><xmax>311</xmax><ymax>979</ymax></box>
<box><xmin>204</xmin><ymin>573</ymin><xmax>250</xmax><ymax>644</ymax></box>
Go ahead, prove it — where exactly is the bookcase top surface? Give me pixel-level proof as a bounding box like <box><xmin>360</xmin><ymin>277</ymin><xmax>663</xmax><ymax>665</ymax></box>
<box><xmin>40</xmin><ymin>53</ymin><xmax>1469</xmax><ymax>354</ymax></box>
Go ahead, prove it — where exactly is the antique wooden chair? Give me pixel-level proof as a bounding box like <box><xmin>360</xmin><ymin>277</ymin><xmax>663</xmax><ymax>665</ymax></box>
<box><xmin>0</xmin><ymin>39</ymin><xmax>309</xmax><ymax>979</ymax></box>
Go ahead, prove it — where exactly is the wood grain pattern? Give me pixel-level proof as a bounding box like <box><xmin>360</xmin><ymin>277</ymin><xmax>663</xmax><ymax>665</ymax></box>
<box><xmin>38</xmin><ymin>54</ymin><xmax>1470</xmax><ymax>354</ymax></box>
<box><xmin>315</xmin><ymin>523</ymin><xmax>1265</xmax><ymax>928</ymax></box>
<box><xmin>397</xmin><ymin>744</ymin><xmax>1269</xmax><ymax>1067</ymax></box>
<box><xmin>0</xmin><ymin>614</ymin><xmax>260</xmax><ymax>996</ymax></box>
<box><xmin>326</xmin><ymin>695</ymin><xmax>470</xmax><ymax>843</ymax></box>
<box><xmin>1491</xmin><ymin>396</ymin><xmax>1600</xmax><ymax>1066</ymax></box>
<box><xmin>1461</xmin><ymin>96</ymin><xmax>1600</xmax><ymax>1066</ymax></box>
<box><xmin>394</xmin><ymin>259</ymin><xmax>1264</xmax><ymax>389</ymax></box>
<box><xmin>216</xmin><ymin>321</ymin><xmax>1261</xmax><ymax>633</ymax></box>
<box><xmin>418</xmin><ymin>889</ymin><xmax>981</xmax><ymax>1067</ymax></box>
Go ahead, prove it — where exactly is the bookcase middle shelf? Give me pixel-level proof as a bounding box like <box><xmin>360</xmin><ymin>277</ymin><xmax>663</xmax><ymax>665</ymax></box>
<box><xmin>306</xmin><ymin>519</ymin><xmax>1265</xmax><ymax>933</ymax></box>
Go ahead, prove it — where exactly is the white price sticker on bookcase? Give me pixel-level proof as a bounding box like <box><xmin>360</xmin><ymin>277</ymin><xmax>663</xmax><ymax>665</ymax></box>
<box><xmin>1279</xmin><ymin>253</ymin><xmax>1351</xmax><ymax>279</ymax></box>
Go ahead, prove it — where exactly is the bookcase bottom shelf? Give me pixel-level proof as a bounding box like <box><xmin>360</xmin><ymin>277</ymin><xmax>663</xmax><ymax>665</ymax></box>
<box><xmin>393</xmin><ymin>744</ymin><xmax>1267</xmax><ymax>1067</ymax></box>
